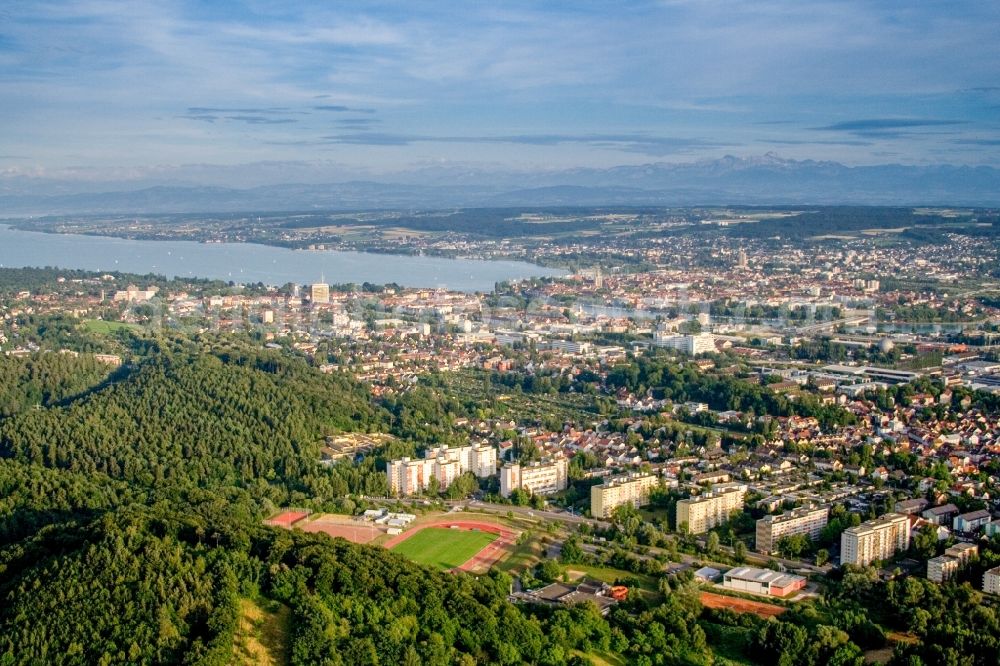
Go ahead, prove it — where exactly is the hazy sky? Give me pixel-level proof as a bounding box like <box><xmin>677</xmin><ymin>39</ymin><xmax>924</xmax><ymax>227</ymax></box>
<box><xmin>2</xmin><ymin>1</ymin><xmax>999</xmax><ymax>183</ymax></box>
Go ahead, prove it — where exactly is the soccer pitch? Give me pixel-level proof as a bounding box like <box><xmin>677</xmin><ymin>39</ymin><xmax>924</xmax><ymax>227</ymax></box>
<box><xmin>390</xmin><ymin>527</ymin><xmax>498</xmax><ymax>570</ymax></box>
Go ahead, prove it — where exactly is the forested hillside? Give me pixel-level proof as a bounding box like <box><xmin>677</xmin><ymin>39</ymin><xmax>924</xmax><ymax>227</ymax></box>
<box><xmin>0</xmin><ymin>348</ymin><xmax>384</xmax><ymax>491</ymax></box>
<box><xmin>0</xmin><ymin>352</ymin><xmax>114</xmax><ymax>418</ymax></box>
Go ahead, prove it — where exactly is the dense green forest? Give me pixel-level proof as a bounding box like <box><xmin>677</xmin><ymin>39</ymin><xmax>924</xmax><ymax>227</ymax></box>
<box><xmin>0</xmin><ymin>352</ymin><xmax>115</xmax><ymax>417</ymax></box>
<box><xmin>0</xmin><ymin>267</ymin><xmax>241</xmax><ymax>296</ymax></box>
<box><xmin>0</xmin><ymin>347</ymin><xmax>383</xmax><ymax>494</ymax></box>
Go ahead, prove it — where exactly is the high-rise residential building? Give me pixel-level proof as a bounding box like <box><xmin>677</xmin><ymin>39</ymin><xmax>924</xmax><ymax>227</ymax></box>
<box><xmin>423</xmin><ymin>444</ymin><xmax>497</xmax><ymax>478</ymax></box>
<box><xmin>676</xmin><ymin>486</ymin><xmax>746</xmax><ymax>534</ymax></box>
<box><xmin>387</xmin><ymin>444</ymin><xmax>498</xmax><ymax>496</ymax></box>
<box><xmin>386</xmin><ymin>457</ymin><xmax>435</xmax><ymax>496</ymax></box>
<box><xmin>840</xmin><ymin>513</ymin><xmax>911</xmax><ymax>567</ymax></box>
<box><xmin>499</xmin><ymin>458</ymin><xmax>568</xmax><ymax>497</ymax></box>
<box><xmin>984</xmin><ymin>566</ymin><xmax>1000</xmax><ymax>595</ymax></box>
<box><xmin>310</xmin><ymin>281</ymin><xmax>330</xmax><ymax>304</ymax></box>
<box><xmin>737</xmin><ymin>248</ymin><xmax>748</xmax><ymax>268</ymax></box>
<box><xmin>591</xmin><ymin>473</ymin><xmax>660</xmax><ymax>519</ymax></box>
<box><xmin>756</xmin><ymin>506</ymin><xmax>829</xmax><ymax>554</ymax></box>
<box><xmin>927</xmin><ymin>555</ymin><xmax>960</xmax><ymax>583</ymax></box>
<box><xmin>945</xmin><ymin>542</ymin><xmax>978</xmax><ymax>564</ymax></box>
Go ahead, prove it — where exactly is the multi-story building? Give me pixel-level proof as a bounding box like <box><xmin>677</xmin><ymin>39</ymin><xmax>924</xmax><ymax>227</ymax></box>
<box><xmin>387</xmin><ymin>444</ymin><xmax>498</xmax><ymax>495</ymax></box>
<box><xmin>953</xmin><ymin>509</ymin><xmax>992</xmax><ymax>533</ymax></box>
<box><xmin>545</xmin><ymin>339</ymin><xmax>593</xmax><ymax>355</ymax></box>
<box><xmin>500</xmin><ymin>458</ymin><xmax>568</xmax><ymax>497</ymax></box>
<box><xmin>755</xmin><ymin>506</ymin><xmax>829</xmax><ymax>554</ymax></box>
<box><xmin>423</xmin><ymin>444</ymin><xmax>497</xmax><ymax>479</ymax></box>
<box><xmin>386</xmin><ymin>457</ymin><xmax>436</xmax><ymax>496</ymax></box>
<box><xmin>309</xmin><ymin>282</ymin><xmax>330</xmax><ymax>304</ymax></box>
<box><xmin>921</xmin><ymin>503</ymin><xmax>959</xmax><ymax>526</ymax></box>
<box><xmin>894</xmin><ymin>498</ymin><xmax>929</xmax><ymax>515</ymax></box>
<box><xmin>113</xmin><ymin>285</ymin><xmax>158</xmax><ymax>302</ymax></box>
<box><xmin>652</xmin><ymin>332</ymin><xmax>717</xmax><ymax>356</ymax></box>
<box><xmin>927</xmin><ymin>555</ymin><xmax>959</xmax><ymax>583</ymax></box>
<box><xmin>591</xmin><ymin>473</ymin><xmax>660</xmax><ymax>519</ymax></box>
<box><xmin>840</xmin><ymin>513</ymin><xmax>911</xmax><ymax>567</ymax></box>
<box><xmin>945</xmin><ymin>542</ymin><xmax>978</xmax><ymax>564</ymax></box>
<box><xmin>984</xmin><ymin>566</ymin><xmax>1000</xmax><ymax>596</ymax></box>
<box><xmin>676</xmin><ymin>486</ymin><xmax>746</xmax><ymax>534</ymax></box>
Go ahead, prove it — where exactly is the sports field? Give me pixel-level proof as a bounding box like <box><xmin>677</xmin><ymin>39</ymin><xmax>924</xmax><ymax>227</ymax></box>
<box><xmin>700</xmin><ymin>591</ymin><xmax>786</xmax><ymax>618</ymax></box>
<box><xmin>81</xmin><ymin>319</ymin><xmax>141</xmax><ymax>334</ymax></box>
<box><xmin>390</xmin><ymin>527</ymin><xmax>499</xmax><ymax>570</ymax></box>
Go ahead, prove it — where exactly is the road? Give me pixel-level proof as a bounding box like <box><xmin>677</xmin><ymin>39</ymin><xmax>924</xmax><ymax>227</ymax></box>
<box><xmin>369</xmin><ymin>496</ymin><xmax>829</xmax><ymax>575</ymax></box>
<box><xmin>461</xmin><ymin>499</ymin><xmax>611</xmax><ymax>530</ymax></box>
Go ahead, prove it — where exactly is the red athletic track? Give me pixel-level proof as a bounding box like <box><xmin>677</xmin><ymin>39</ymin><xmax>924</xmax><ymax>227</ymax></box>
<box><xmin>383</xmin><ymin>518</ymin><xmax>518</xmax><ymax>572</ymax></box>
<box><xmin>264</xmin><ymin>510</ymin><xmax>309</xmax><ymax>528</ymax></box>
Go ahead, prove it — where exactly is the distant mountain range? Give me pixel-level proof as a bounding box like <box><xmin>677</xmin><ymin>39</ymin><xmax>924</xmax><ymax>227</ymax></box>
<box><xmin>2</xmin><ymin>154</ymin><xmax>999</xmax><ymax>215</ymax></box>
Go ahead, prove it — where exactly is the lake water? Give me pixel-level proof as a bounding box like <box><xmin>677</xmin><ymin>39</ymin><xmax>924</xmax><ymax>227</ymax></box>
<box><xmin>0</xmin><ymin>225</ymin><xmax>564</xmax><ymax>291</ymax></box>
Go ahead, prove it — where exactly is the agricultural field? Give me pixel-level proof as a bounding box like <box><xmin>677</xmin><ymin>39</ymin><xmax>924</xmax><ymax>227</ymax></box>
<box><xmin>390</xmin><ymin>527</ymin><xmax>498</xmax><ymax>570</ymax></box>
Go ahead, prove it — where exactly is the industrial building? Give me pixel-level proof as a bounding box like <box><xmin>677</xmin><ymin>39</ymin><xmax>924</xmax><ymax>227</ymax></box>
<box><xmin>722</xmin><ymin>567</ymin><xmax>807</xmax><ymax>598</ymax></box>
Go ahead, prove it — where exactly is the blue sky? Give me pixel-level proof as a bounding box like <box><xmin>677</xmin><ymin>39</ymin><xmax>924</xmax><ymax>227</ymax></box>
<box><xmin>2</xmin><ymin>0</ymin><xmax>999</xmax><ymax>184</ymax></box>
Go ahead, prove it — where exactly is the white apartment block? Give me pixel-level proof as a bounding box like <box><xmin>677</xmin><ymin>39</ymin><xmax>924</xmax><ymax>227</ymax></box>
<box><xmin>984</xmin><ymin>566</ymin><xmax>1000</xmax><ymax>596</ymax></box>
<box><xmin>423</xmin><ymin>444</ymin><xmax>497</xmax><ymax>479</ymax></box>
<box><xmin>927</xmin><ymin>555</ymin><xmax>959</xmax><ymax>583</ymax></box>
<box><xmin>840</xmin><ymin>513</ymin><xmax>911</xmax><ymax>567</ymax></box>
<box><xmin>386</xmin><ymin>457</ymin><xmax>436</xmax><ymax>496</ymax></box>
<box><xmin>676</xmin><ymin>486</ymin><xmax>746</xmax><ymax>534</ymax></box>
<box><xmin>756</xmin><ymin>506</ymin><xmax>829</xmax><ymax>554</ymax></box>
<box><xmin>944</xmin><ymin>542</ymin><xmax>978</xmax><ymax>564</ymax></box>
<box><xmin>500</xmin><ymin>458</ymin><xmax>569</xmax><ymax>498</ymax></box>
<box><xmin>546</xmin><ymin>339</ymin><xmax>593</xmax><ymax>355</ymax></box>
<box><xmin>387</xmin><ymin>444</ymin><xmax>498</xmax><ymax>496</ymax></box>
<box><xmin>653</xmin><ymin>332</ymin><xmax>717</xmax><ymax>356</ymax></box>
<box><xmin>591</xmin><ymin>473</ymin><xmax>660</xmax><ymax>519</ymax></box>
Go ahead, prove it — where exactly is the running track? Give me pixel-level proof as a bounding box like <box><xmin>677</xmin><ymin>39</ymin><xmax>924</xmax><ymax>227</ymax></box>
<box><xmin>384</xmin><ymin>518</ymin><xmax>518</xmax><ymax>572</ymax></box>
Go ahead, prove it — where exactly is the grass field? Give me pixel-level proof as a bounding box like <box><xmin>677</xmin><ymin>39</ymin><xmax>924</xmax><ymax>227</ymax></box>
<box><xmin>81</xmin><ymin>319</ymin><xmax>140</xmax><ymax>334</ymax></box>
<box><xmin>571</xmin><ymin>650</ymin><xmax>627</xmax><ymax>666</ymax></box>
<box><xmin>232</xmin><ymin>598</ymin><xmax>290</xmax><ymax>666</ymax></box>
<box><xmin>391</xmin><ymin>527</ymin><xmax>498</xmax><ymax>570</ymax></box>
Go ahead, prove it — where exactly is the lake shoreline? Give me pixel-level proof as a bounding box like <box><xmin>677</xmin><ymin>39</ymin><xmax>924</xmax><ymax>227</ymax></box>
<box><xmin>0</xmin><ymin>224</ymin><xmax>565</xmax><ymax>292</ymax></box>
<box><xmin>4</xmin><ymin>221</ymin><xmax>577</xmax><ymax>271</ymax></box>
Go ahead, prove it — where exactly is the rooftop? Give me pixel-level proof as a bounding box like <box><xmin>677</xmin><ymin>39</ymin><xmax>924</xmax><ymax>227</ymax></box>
<box><xmin>724</xmin><ymin>566</ymin><xmax>806</xmax><ymax>589</ymax></box>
